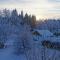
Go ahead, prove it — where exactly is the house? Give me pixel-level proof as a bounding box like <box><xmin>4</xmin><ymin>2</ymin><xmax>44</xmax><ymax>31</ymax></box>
<box><xmin>32</xmin><ymin>29</ymin><xmax>53</xmax><ymax>41</ymax></box>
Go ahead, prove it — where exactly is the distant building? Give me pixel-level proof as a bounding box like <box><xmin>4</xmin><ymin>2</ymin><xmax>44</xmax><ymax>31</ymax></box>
<box><xmin>32</xmin><ymin>29</ymin><xmax>53</xmax><ymax>41</ymax></box>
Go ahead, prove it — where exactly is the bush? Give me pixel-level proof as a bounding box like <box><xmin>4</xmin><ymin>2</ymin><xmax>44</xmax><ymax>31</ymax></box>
<box><xmin>0</xmin><ymin>42</ymin><xmax>4</xmax><ymax>49</ymax></box>
<box><xmin>42</xmin><ymin>40</ymin><xmax>60</xmax><ymax>51</ymax></box>
<box><xmin>54</xmin><ymin>32</ymin><xmax>60</xmax><ymax>36</ymax></box>
<box><xmin>42</xmin><ymin>40</ymin><xmax>52</xmax><ymax>48</ymax></box>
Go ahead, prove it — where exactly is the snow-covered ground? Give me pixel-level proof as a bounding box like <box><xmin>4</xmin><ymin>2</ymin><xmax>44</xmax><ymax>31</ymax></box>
<box><xmin>0</xmin><ymin>47</ymin><xmax>27</xmax><ymax>60</ymax></box>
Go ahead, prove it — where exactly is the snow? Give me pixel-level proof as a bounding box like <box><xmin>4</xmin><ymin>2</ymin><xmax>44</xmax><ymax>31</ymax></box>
<box><xmin>0</xmin><ymin>46</ymin><xmax>27</xmax><ymax>60</ymax></box>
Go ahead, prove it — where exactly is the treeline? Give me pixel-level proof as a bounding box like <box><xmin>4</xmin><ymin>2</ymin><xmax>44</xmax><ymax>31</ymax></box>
<box><xmin>37</xmin><ymin>19</ymin><xmax>60</xmax><ymax>31</ymax></box>
<box><xmin>0</xmin><ymin>9</ymin><xmax>36</xmax><ymax>28</ymax></box>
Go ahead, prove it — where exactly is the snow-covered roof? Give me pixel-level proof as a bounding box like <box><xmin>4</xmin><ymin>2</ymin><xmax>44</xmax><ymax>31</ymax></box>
<box><xmin>32</xmin><ymin>29</ymin><xmax>53</xmax><ymax>37</ymax></box>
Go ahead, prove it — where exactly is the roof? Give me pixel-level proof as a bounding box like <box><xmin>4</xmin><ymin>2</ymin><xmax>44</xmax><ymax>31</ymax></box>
<box><xmin>33</xmin><ymin>29</ymin><xmax>53</xmax><ymax>37</ymax></box>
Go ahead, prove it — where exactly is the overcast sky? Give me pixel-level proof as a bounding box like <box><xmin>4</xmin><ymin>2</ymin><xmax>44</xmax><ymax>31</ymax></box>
<box><xmin>0</xmin><ymin>0</ymin><xmax>60</xmax><ymax>19</ymax></box>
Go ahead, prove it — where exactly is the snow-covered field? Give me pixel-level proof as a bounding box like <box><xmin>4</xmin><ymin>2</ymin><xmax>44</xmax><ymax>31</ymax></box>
<box><xmin>0</xmin><ymin>47</ymin><xmax>27</xmax><ymax>60</ymax></box>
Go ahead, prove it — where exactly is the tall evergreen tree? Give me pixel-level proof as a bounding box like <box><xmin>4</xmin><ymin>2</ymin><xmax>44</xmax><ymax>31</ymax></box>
<box><xmin>24</xmin><ymin>13</ymin><xmax>28</xmax><ymax>24</ymax></box>
<box><xmin>11</xmin><ymin>9</ymin><xmax>18</xmax><ymax>18</ymax></box>
<box><xmin>31</xmin><ymin>15</ymin><xmax>36</xmax><ymax>28</ymax></box>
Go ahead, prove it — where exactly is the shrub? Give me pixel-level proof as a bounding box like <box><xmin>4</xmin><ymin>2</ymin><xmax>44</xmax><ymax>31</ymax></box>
<box><xmin>0</xmin><ymin>42</ymin><xmax>4</xmax><ymax>49</ymax></box>
<box><xmin>42</xmin><ymin>40</ymin><xmax>51</xmax><ymax>47</ymax></box>
<box><xmin>54</xmin><ymin>32</ymin><xmax>60</xmax><ymax>36</ymax></box>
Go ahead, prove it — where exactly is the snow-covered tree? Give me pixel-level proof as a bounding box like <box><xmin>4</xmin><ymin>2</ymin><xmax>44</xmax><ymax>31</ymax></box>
<box><xmin>14</xmin><ymin>25</ymin><xmax>33</xmax><ymax>55</ymax></box>
<box><xmin>3</xmin><ymin>9</ymin><xmax>11</xmax><ymax>18</ymax></box>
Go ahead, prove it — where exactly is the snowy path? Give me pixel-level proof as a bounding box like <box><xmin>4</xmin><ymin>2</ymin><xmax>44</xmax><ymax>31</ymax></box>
<box><xmin>0</xmin><ymin>47</ymin><xmax>27</xmax><ymax>60</ymax></box>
